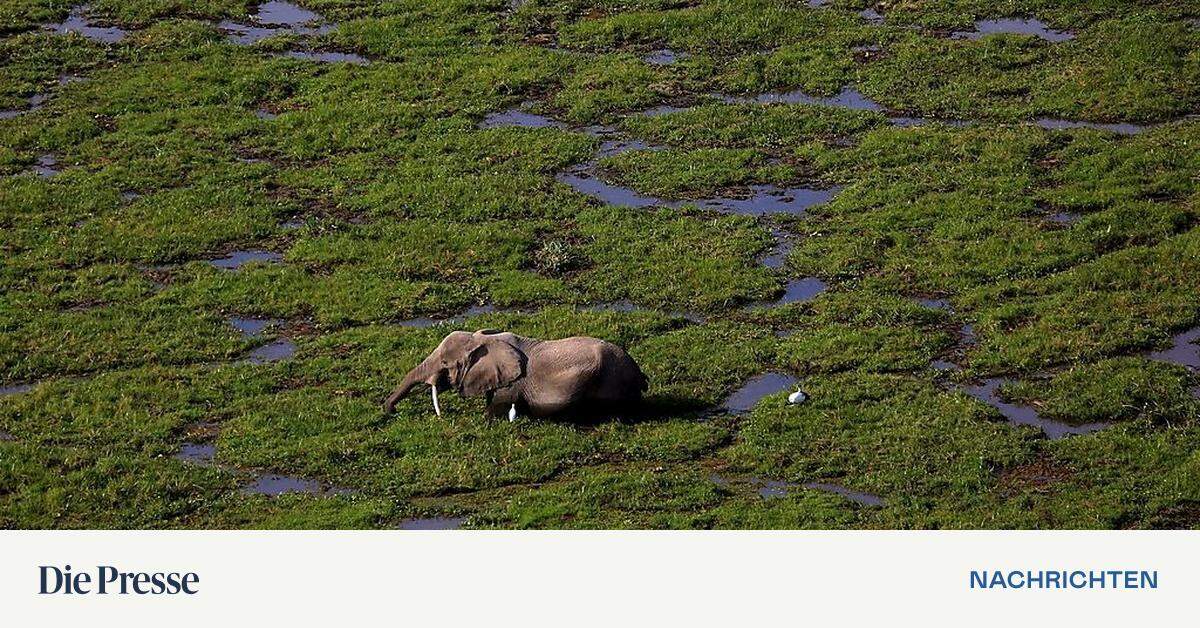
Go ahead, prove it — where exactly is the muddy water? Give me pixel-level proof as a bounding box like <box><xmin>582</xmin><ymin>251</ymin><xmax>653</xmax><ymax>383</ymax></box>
<box><xmin>33</xmin><ymin>154</ymin><xmax>60</xmax><ymax>177</ymax></box>
<box><xmin>0</xmin><ymin>431</ymin><xmax>15</xmax><ymax>441</ymax></box>
<box><xmin>486</xmin><ymin>103</ymin><xmax>833</xmax><ymax>321</ymax></box>
<box><xmin>397</xmin><ymin>517</ymin><xmax>466</xmax><ymax>530</ymax></box>
<box><xmin>398</xmin><ymin>304</ymin><xmax>497</xmax><ymax>328</ymax></box>
<box><xmin>802</xmin><ymin>482</ymin><xmax>887</xmax><ymax>506</ymax></box>
<box><xmin>255</xmin><ymin>107</ymin><xmax>278</xmax><ymax>120</ymax></box>
<box><xmin>693</xmin><ymin>185</ymin><xmax>840</xmax><ymax>216</ymax></box>
<box><xmin>246</xmin><ymin>339</ymin><xmax>297</xmax><ymax>363</ymax></box>
<box><xmin>760</xmin><ymin>228</ymin><xmax>793</xmax><ymax>269</ymax></box>
<box><xmin>917</xmin><ymin>298</ymin><xmax>952</xmax><ymax>311</ymax></box>
<box><xmin>0</xmin><ymin>383</ymin><xmax>35</xmax><ymax>396</ymax></box>
<box><xmin>1147</xmin><ymin>327</ymin><xmax>1200</xmax><ymax>370</ymax></box>
<box><xmin>220</xmin><ymin>22</ymin><xmax>283</xmax><ymax>45</ymax></box>
<box><xmin>730</xmin><ymin>96</ymin><xmax>1146</xmax><ymax>136</ymax></box>
<box><xmin>241</xmin><ymin>474</ymin><xmax>351</xmax><ymax>496</ymax></box>
<box><xmin>1047</xmin><ymin>211</ymin><xmax>1082</xmax><ymax>224</ymax></box>
<box><xmin>960</xmin><ymin>378</ymin><xmax>1110</xmax><ymax>439</ymax></box>
<box><xmin>285</xmin><ymin>50</ymin><xmax>369</xmax><ymax>64</ymax></box>
<box><xmin>173</xmin><ymin>438</ymin><xmax>351</xmax><ymax>497</ymax></box>
<box><xmin>220</xmin><ymin>1</ymin><xmax>334</xmax><ymax>45</ymax></box>
<box><xmin>859</xmin><ymin>8</ymin><xmax>885</xmax><ymax>25</ymax></box>
<box><xmin>558</xmin><ymin>170</ymin><xmax>836</xmax><ymax>215</ymax></box>
<box><xmin>954</xmin><ymin>18</ymin><xmax>1074</xmax><ymax>42</ymax></box>
<box><xmin>717</xmin><ymin>87</ymin><xmax>1152</xmax><ymax>136</ymax></box>
<box><xmin>594</xmin><ymin>135</ymin><xmax>660</xmax><ymax>158</ymax></box>
<box><xmin>636</xmin><ymin>103</ymin><xmax>692</xmax><ymax>117</ymax></box>
<box><xmin>1036</xmin><ymin>118</ymin><xmax>1144</xmax><ymax>135</ymax></box>
<box><xmin>230</xmin><ymin>317</ymin><xmax>279</xmax><ymax>337</ymax></box>
<box><xmin>730</xmin><ymin>86</ymin><xmax>883</xmax><ymax>111</ymax></box>
<box><xmin>722</xmin><ymin>373</ymin><xmax>798</xmax><ymax>413</ymax></box>
<box><xmin>480</xmin><ymin>108</ymin><xmax>566</xmax><ymax>129</ymax></box>
<box><xmin>712</xmin><ymin>474</ymin><xmax>886</xmax><ymax>506</ymax></box>
<box><xmin>208</xmin><ymin>250</ymin><xmax>283</xmax><ymax>270</ymax></box>
<box><xmin>926</xmin><ymin>314</ymin><xmax>1115</xmax><ymax>437</ymax></box>
<box><xmin>930</xmin><ymin>322</ymin><xmax>971</xmax><ymax>370</ymax></box>
<box><xmin>174</xmin><ymin>443</ymin><xmax>216</xmax><ymax>464</ymax></box>
<box><xmin>888</xmin><ymin>116</ymin><xmax>973</xmax><ymax>128</ymax></box>
<box><xmin>44</xmin><ymin>6</ymin><xmax>127</xmax><ymax>43</ymax></box>
<box><xmin>555</xmin><ymin>169</ymin><xmax>665</xmax><ymax>208</ymax></box>
<box><xmin>256</xmin><ymin>0</ymin><xmax>320</xmax><ymax>25</ymax></box>
<box><xmin>643</xmin><ymin>49</ymin><xmax>686</xmax><ymax>65</ymax></box>
<box><xmin>1</xmin><ymin>75</ymin><xmax>84</xmax><ymax>119</ymax></box>
<box><xmin>776</xmin><ymin>277</ymin><xmax>827</xmax><ymax>304</ymax></box>
<box><xmin>757</xmin><ymin>479</ymin><xmax>790</xmax><ymax>498</ymax></box>
<box><xmin>488</xmin><ymin>106</ymin><xmax>837</xmax><ymax>217</ymax></box>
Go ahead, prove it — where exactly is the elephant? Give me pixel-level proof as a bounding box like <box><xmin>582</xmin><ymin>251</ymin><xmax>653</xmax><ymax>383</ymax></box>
<box><xmin>382</xmin><ymin>329</ymin><xmax>648</xmax><ymax>420</ymax></box>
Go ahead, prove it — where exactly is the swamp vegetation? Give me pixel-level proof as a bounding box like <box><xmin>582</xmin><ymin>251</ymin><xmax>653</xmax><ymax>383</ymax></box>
<box><xmin>1</xmin><ymin>0</ymin><xmax>1199</xmax><ymax>528</ymax></box>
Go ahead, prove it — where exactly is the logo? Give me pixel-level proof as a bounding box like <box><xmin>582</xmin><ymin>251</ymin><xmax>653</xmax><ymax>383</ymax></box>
<box><xmin>39</xmin><ymin>565</ymin><xmax>199</xmax><ymax>595</ymax></box>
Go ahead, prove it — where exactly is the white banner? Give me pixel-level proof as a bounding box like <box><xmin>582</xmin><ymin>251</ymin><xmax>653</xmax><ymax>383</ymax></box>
<box><xmin>0</xmin><ymin>531</ymin><xmax>1192</xmax><ymax>626</ymax></box>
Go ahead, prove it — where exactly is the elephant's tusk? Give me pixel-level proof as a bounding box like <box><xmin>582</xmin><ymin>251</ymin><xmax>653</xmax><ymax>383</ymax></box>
<box><xmin>431</xmin><ymin>385</ymin><xmax>442</xmax><ymax>417</ymax></box>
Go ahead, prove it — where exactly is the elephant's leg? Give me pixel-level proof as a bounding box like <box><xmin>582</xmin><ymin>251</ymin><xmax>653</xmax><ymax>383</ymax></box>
<box><xmin>487</xmin><ymin>387</ymin><xmax>530</xmax><ymax>419</ymax></box>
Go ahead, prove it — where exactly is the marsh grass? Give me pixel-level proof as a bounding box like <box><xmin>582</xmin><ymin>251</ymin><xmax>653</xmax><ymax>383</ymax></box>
<box><xmin>1</xmin><ymin>0</ymin><xmax>1199</xmax><ymax>528</ymax></box>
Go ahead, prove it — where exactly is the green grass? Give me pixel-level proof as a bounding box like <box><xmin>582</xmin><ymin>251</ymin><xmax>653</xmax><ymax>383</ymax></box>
<box><xmin>1</xmin><ymin>0</ymin><xmax>1199</xmax><ymax>529</ymax></box>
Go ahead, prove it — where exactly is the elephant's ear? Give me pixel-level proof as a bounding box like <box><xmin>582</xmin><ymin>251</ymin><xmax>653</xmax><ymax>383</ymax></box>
<box><xmin>460</xmin><ymin>338</ymin><xmax>525</xmax><ymax>396</ymax></box>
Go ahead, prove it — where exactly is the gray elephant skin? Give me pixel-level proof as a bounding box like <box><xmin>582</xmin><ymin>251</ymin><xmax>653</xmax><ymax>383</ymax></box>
<box><xmin>383</xmin><ymin>329</ymin><xmax>649</xmax><ymax>419</ymax></box>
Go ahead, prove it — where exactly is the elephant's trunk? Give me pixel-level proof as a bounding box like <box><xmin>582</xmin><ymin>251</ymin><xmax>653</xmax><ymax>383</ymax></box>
<box><xmin>383</xmin><ymin>357</ymin><xmax>438</xmax><ymax>415</ymax></box>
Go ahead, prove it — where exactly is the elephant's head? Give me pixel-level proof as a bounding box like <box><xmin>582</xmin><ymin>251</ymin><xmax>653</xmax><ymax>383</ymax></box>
<box><xmin>382</xmin><ymin>330</ymin><xmax>526</xmax><ymax>415</ymax></box>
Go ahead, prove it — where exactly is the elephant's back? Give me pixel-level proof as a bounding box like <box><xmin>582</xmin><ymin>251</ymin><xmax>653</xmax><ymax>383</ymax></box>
<box><xmin>549</xmin><ymin>336</ymin><xmax>646</xmax><ymax>395</ymax></box>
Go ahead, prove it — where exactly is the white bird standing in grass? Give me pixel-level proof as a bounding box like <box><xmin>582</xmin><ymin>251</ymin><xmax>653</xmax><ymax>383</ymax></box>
<box><xmin>508</xmin><ymin>404</ymin><xmax>518</xmax><ymax>422</ymax></box>
<box><xmin>788</xmin><ymin>387</ymin><xmax>808</xmax><ymax>405</ymax></box>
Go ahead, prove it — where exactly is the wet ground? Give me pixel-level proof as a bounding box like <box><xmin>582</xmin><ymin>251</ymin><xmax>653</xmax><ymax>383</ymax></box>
<box><xmin>1148</xmin><ymin>327</ymin><xmax>1200</xmax><ymax>370</ymax></box>
<box><xmin>803</xmin><ymin>482</ymin><xmax>887</xmax><ymax>507</ymax></box>
<box><xmin>172</xmin><ymin>436</ymin><xmax>350</xmax><ymax>499</ymax></box>
<box><xmin>397</xmin><ymin>517</ymin><xmax>466</xmax><ymax>530</ymax></box>
<box><xmin>958</xmin><ymin>378</ymin><xmax>1111</xmax><ymax>440</ymax></box>
<box><xmin>953</xmin><ymin>18</ymin><xmax>1074</xmax><ymax>42</ymax></box>
<box><xmin>230</xmin><ymin>317</ymin><xmax>279</xmax><ymax>337</ymax></box>
<box><xmin>174</xmin><ymin>443</ymin><xmax>216</xmax><ymax>464</ymax></box>
<box><xmin>728</xmin><ymin>87</ymin><xmax>883</xmax><ymax>111</ymax></box>
<box><xmin>285</xmin><ymin>50</ymin><xmax>369</xmax><ymax>65</ymax></box>
<box><xmin>5</xmin><ymin>0</ymin><xmax>1199</xmax><ymax>530</ymax></box>
<box><xmin>245</xmin><ymin>339</ymin><xmax>297</xmax><ymax>363</ymax></box>
<box><xmin>711</xmin><ymin>474</ymin><xmax>886</xmax><ymax>507</ymax></box>
<box><xmin>207</xmin><ymin>250</ymin><xmax>284</xmax><ymax>270</ymax></box>
<box><xmin>219</xmin><ymin>0</ymin><xmax>331</xmax><ymax>44</ymax></box>
<box><xmin>240</xmin><ymin>474</ymin><xmax>351</xmax><ymax>496</ymax></box>
<box><xmin>643</xmin><ymin>49</ymin><xmax>686</xmax><ymax>65</ymax></box>
<box><xmin>32</xmin><ymin>155</ymin><xmax>59</xmax><ymax>177</ymax></box>
<box><xmin>721</xmin><ymin>373</ymin><xmax>798</xmax><ymax>414</ymax></box>
<box><xmin>776</xmin><ymin>278</ymin><xmax>827</xmax><ymax>305</ymax></box>
<box><xmin>0</xmin><ymin>383</ymin><xmax>35</xmax><ymax>396</ymax></box>
<box><xmin>218</xmin><ymin>0</ymin><xmax>368</xmax><ymax>64</ymax></box>
<box><xmin>43</xmin><ymin>6</ymin><xmax>127</xmax><ymax>43</ymax></box>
